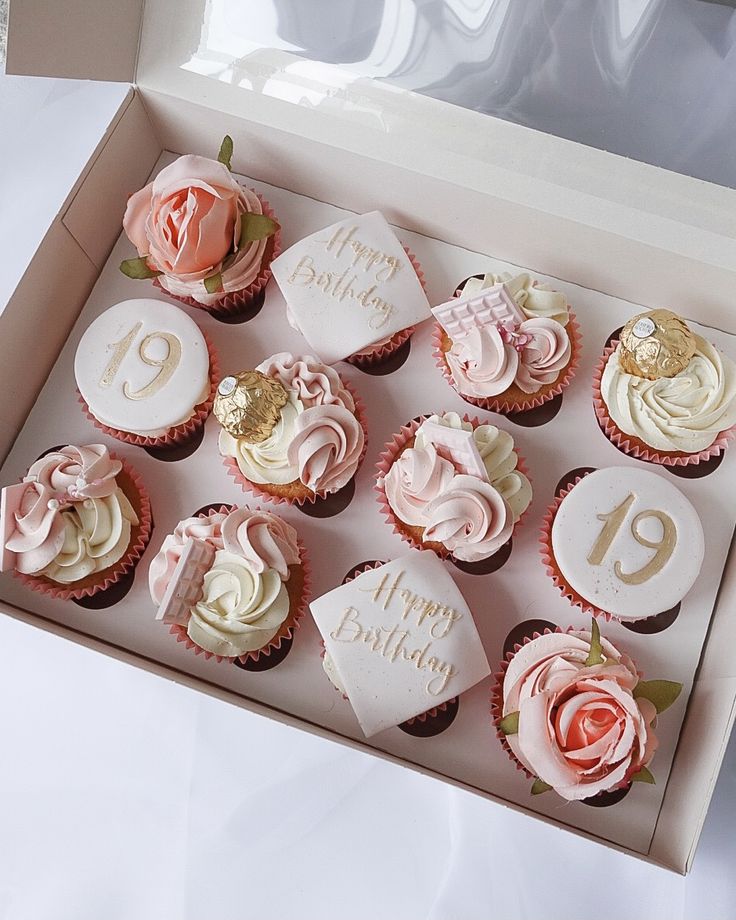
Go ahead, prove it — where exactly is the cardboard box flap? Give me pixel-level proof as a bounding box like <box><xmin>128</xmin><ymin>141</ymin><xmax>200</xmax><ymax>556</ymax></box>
<box><xmin>6</xmin><ymin>0</ymin><xmax>143</xmax><ymax>82</ymax></box>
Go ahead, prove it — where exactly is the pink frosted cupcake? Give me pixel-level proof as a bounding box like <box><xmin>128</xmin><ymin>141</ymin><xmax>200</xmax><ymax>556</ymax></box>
<box><xmin>270</xmin><ymin>211</ymin><xmax>430</xmax><ymax>367</ymax></box>
<box><xmin>120</xmin><ymin>136</ymin><xmax>280</xmax><ymax>318</ymax></box>
<box><xmin>593</xmin><ymin>309</ymin><xmax>736</xmax><ymax>466</ymax></box>
<box><xmin>75</xmin><ymin>298</ymin><xmax>218</xmax><ymax>449</ymax></box>
<box><xmin>493</xmin><ymin>620</ymin><xmax>682</xmax><ymax>800</ymax></box>
<box><xmin>377</xmin><ymin>412</ymin><xmax>532</xmax><ymax>562</ymax></box>
<box><xmin>0</xmin><ymin>444</ymin><xmax>151</xmax><ymax>600</ymax></box>
<box><xmin>432</xmin><ymin>272</ymin><xmax>580</xmax><ymax>414</ymax></box>
<box><xmin>216</xmin><ymin>353</ymin><xmax>367</xmax><ymax>506</ymax></box>
<box><xmin>149</xmin><ymin>505</ymin><xmax>308</xmax><ymax>665</ymax></box>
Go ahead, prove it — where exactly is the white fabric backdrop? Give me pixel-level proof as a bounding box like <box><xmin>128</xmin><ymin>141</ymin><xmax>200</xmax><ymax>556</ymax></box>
<box><xmin>0</xmin><ymin>70</ymin><xmax>735</xmax><ymax>920</ymax></box>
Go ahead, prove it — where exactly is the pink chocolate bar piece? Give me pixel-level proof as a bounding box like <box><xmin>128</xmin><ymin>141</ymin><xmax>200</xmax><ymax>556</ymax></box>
<box><xmin>419</xmin><ymin>421</ymin><xmax>489</xmax><ymax>481</ymax></box>
<box><xmin>431</xmin><ymin>284</ymin><xmax>524</xmax><ymax>341</ymax></box>
<box><xmin>0</xmin><ymin>482</ymin><xmax>30</xmax><ymax>573</ymax></box>
<box><xmin>156</xmin><ymin>538</ymin><xmax>216</xmax><ymax>625</ymax></box>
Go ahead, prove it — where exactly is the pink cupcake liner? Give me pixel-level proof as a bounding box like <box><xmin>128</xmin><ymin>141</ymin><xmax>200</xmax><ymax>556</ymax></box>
<box><xmin>375</xmin><ymin>413</ymin><xmax>532</xmax><ymax>562</ymax></box>
<box><xmin>432</xmin><ymin>311</ymin><xmax>582</xmax><ymax>414</ymax></box>
<box><xmin>78</xmin><ymin>331</ymin><xmax>220</xmax><ymax>449</ymax></box>
<box><xmin>490</xmin><ymin>624</ymin><xmax>645</xmax><ymax>790</ymax></box>
<box><xmin>222</xmin><ymin>379</ymin><xmax>369</xmax><ymax>507</ymax></box>
<box><xmin>14</xmin><ymin>456</ymin><xmax>153</xmax><ymax>601</ymax></box>
<box><xmin>320</xmin><ymin>559</ymin><xmax>452</xmax><ymax>722</ymax></box>
<box><xmin>152</xmin><ymin>193</ymin><xmax>281</xmax><ymax>318</ymax></box>
<box><xmin>169</xmin><ymin>508</ymin><xmax>311</xmax><ymax>666</ymax></box>
<box><xmin>346</xmin><ymin>247</ymin><xmax>426</xmax><ymax>368</ymax></box>
<box><xmin>592</xmin><ymin>339</ymin><xmax>736</xmax><ymax>467</ymax></box>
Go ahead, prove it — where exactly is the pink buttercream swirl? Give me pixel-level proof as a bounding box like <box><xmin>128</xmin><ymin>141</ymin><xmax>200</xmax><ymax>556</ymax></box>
<box><xmin>502</xmin><ymin>632</ymin><xmax>658</xmax><ymax>800</ymax></box>
<box><xmin>148</xmin><ymin>511</ymin><xmax>227</xmax><ymax>604</ymax></box>
<box><xmin>383</xmin><ymin>443</ymin><xmax>456</xmax><ymax>527</ymax></box>
<box><xmin>28</xmin><ymin>444</ymin><xmax>122</xmax><ymax>501</ymax></box>
<box><xmin>221</xmin><ymin>507</ymin><xmax>300</xmax><ymax>579</ymax></box>
<box><xmin>287</xmin><ymin>404</ymin><xmax>365</xmax><ymax>494</ymax></box>
<box><xmin>514</xmin><ymin>318</ymin><xmax>572</xmax><ymax>394</ymax></box>
<box><xmin>445</xmin><ymin>325</ymin><xmax>520</xmax><ymax>398</ymax></box>
<box><xmin>256</xmin><ymin>353</ymin><xmax>355</xmax><ymax>411</ymax></box>
<box><xmin>123</xmin><ymin>155</ymin><xmax>269</xmax><ymax>302</ymax></box>
<box><xmin>5</xmin><ymin>482</ymin><xmax>67</xmax><ymax>574</ymax></box>
<box><xmin>422</xmin><ymin>474</ymin><xmax>513</xmax><ymax>562</ymax></box>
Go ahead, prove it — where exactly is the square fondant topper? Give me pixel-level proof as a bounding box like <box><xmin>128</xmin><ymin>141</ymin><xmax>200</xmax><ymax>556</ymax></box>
<box><xmin>310</xmin><ymin>552</ymin><xmax>490</xmax><ymax>737</ymax></box>
<box><xmin>271</xmin><ymin>211</ymin><xmax>431</xmax><ymax>363</ymax></box>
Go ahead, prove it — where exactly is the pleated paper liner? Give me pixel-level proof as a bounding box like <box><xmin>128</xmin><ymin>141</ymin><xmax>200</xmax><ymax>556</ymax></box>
<box><xmin>345</xmin><ymin>248</ymin><xmax>426</xmax><ymax>369</ymax></box>
<box><xmin>222</xmin><ymin>381</ymin><xmax>369</xmax><ymax>507</ymax></box>
<box><xmin>167</xmin><ymin>504</ymin><xmax>311</xmax><ymax>667</ymax></box>
<box><xmin>375</xmin><ymin>413</ymin><xmax>531</xmax><ymax>562</ymax></box>
<box><xmin>152</xmin><ymin>192</ymin><xmax>281</xmax><ymax>318</ymax></box>
<box><xmin>431</xmin><ymin>311</ymin><xmax>581</xmax><ymax>414</ymax></box>
<box><xmin>319</xmin><ymin>560</ymin><xmax>455</xmax><ymax>733</ymax></box>
<box><xmin>78</xmin><ymin>331</ymin><xmax>220</xmax><ymax>449</ymax></box>
<box><xmin>592</xmin><ymin>339</ymin><xmax>736</xmax><ymax>467</ymax></box>
<box><xmin>14</xmin><ymin>457</ymin><xmax>152</xmax><ymax>601</ymax></box>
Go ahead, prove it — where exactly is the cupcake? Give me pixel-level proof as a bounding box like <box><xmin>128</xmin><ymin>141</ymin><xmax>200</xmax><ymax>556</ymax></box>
<box><xmin>593</xmin><ymin>309</ymin><xmax>736</xmax><ymax>465</ymax></box>
<box><xmin>148</xmin><ymin>505</ymin><xmax>308</xmax><ymax>664</ymax></box>
<box><xmin>377</xmin><ymin>412</ymin><xmax>532</xmax><ymax>562</ymax></box>
<box><xmin>310</xmin><ymin>551</ymin><xmax>490</xmax><ymax>737</ymax></box>
<box><xmin>75</xmin><ymin>298</ymin><xmax>218</xmax><ymax>448</ymax></box>
<box><xmin>540</xmin><ymin>466</ymin><xmax>704</xmax><ymax>623</ymax></box>
<box><xmin>216</xmin><ymin>353</ymin><xmax>367</xmax><ymax>506</ymax></box>
<box><xmin>0</xmin><ymin>444</ymin><xmax>151</xmax><ymax>600</ymax></box>
<box><xmin>120</xmin><ymin>136</ymin><xmax>280</xmax><ymax>317</ymax></box>
<box><xmin>270</xmin><ymin>211</ymin><xmax>430</xmax><ymax>367</ymax></box>
<box><xmin>493</xmin><ymin>620</ymin><xmax>682</xmax><ymax>801</ymax></box>
<box><xmin>432</xmin><ymin>272</ymin><xmax>580</xmax><ymax>413</ymax></box>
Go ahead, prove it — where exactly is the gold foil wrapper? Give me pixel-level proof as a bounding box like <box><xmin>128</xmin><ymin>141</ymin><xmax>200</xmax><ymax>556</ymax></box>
<box><xmin>214</xmin><ymin>371</ymin><xmax>289</xmax><ymax>442</ymax></box>
<box><xmin>618</xmin><ymin>309</ymin><xmax>696</xmax><ymax>379</ymax></box>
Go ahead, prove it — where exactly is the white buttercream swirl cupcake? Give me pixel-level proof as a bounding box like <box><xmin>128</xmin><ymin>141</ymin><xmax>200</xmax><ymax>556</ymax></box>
<box><xmin>148</xmin><ymin>506</ymin><xmax>307</xmax><ymax>662</ymax></box>
<box><xmin>377</xmin><ymin>412</ymin><xmax>532</xmax><ymax>563</ymax></box>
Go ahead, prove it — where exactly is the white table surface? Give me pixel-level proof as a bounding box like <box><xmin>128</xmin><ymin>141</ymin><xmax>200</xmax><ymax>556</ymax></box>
<box><xmin>1</xmin><ymin>70</ymin><xmax>735</xmax><ymax>920</ymax></box>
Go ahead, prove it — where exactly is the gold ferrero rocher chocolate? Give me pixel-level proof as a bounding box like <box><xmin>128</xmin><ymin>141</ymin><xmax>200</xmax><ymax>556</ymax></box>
<box><xmin>214</xmin><ymin>371</ymin><xmax>288</xmax><ymax>442</ymax></box>
<box><xmin>618</xmin><ymin>309</ymin><xmax>696</xmax><ymax>379</ymax></box>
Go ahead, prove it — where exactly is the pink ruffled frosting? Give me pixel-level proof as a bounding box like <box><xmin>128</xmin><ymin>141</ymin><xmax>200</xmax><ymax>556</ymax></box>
<box><xmin>148</xmin><ymin>511</ymin><xmax>227</xmax><ymax>604</ymax></box>
<box><xmin>123</xmin><ymin>154</ymin><xmax>268</xmax><ymax>305</ymax></box>
<box><xmin>28</xmin><ymin>444</ymin><xmax>122</xmax><ymax>500</ymax></box>
<box><xmin>502</xmin><ymin>631</ymin><xmax>658</xmax><ymax>801</ymax></box>
<box><xmin>445</xmin><ymin>325</ymin><xmax>519</xmax><ymax>399</ymax></box>
<box><xmin>383</xmin><ymin>443</ymin><xmax>456</xmax><ymax>527</ymax></box>
<box><xmin>148</xmin><ymin>507</ymin><xmax>300</xmax><ymax>606</ymax></box>
<box><xmin>423</xmin><ymin>475</ymin><xmax>513</xmax><ymax>562</ymax></box>
<box><xmin>287</xmin><ymin>404</ymin><xmax>365</xmax><ymax>494</ymax></box>
<box><xmin>5</xmin><ymin>482</ymin><xmax>67</xmax><ymax>574</ymax></box>
<box><xmin>514</xmin><ymin>318</ymin><xmax>572</xmax><ymax>394</ymax></box>
<box><xmin>220</xmin><ymin>507</ymin><xmax>300</xmax><ymax>579</ymax></box>
<box><xmin>256</xmin><ymin>353</ymin><xmax>355</xmax><ymax>411</ymax></box>
<box><xmin>5</xmin><ymin>444</ymin><xmax>127</xmax><ymax>575</ymax></box>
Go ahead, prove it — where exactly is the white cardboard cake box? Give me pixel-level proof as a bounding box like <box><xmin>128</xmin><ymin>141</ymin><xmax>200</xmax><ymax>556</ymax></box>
<box><xmin>4</xmin><ymin>0</ymin><xmax>736</xmax><ymax>874</ymax></box>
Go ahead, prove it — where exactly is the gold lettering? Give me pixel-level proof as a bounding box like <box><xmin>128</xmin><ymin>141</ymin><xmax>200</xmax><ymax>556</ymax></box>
<box><xmin>588</xmin><ymin>492</ymin><xmax>635</xmax><ymax>565</ymax></box>
<box><xmin>615</xmin><ymin>510</ymin><xmax>677</xmax><ymax>584</ymax></box>
<box><xmin>100</xmin><ymin>321</ymin><xmax>143</xmax><ymax>387</ymax></box>
<box><xmin>123</xmin><ymin>332</ymin><xmax>182</xmax><ymax>401</ymax></box>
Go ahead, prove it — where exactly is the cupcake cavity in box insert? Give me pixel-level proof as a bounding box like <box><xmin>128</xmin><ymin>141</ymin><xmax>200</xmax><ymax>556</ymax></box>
<box><xmin>2</xmin><ymin>153</ymin><xmax>736</xmax><ymax>860</ymax></box>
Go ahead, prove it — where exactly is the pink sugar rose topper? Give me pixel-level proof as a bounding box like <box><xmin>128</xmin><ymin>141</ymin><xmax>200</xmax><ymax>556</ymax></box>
<box><xmin>498</xmin><ymin>620</ymin><xmax>682</xmax><ymax>800</ymax></box>
<box><xmin>120</xmin><ymin>136</ymin><xmax>279</xmax><ymax>299</ymax></box>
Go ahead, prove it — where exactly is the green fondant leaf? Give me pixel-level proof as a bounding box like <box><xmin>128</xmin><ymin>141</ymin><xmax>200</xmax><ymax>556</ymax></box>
<box><xmin>119</xmin><ymin>256</ymin><xmax>161</xmax><ymax>280</ymax></box>
<box><xmin>499</xmin><ymin>711</ymin><xmax>519</xmax><ymax>736</ymax></box>
<box><xmin>531</xmin><ymin>779</ymin><xmax>553</xmax><ymax>795</ymax></box>
<box><xmin>633</xmin><ymin>679</ymin><xmax>683</xmax><ymax>713</ymax></box>
<box><xmin>631</xmin><ymin>766</ymin><xmax>656</xmax><ymax>785</ymax></box>
<box><xmin>239</xmin><ymin>212</ymin><xmax>279</xmax><ymax>247</ymax></box>
<box><xmin>217</xmin><ymin>135</ymin><xmax>234</xmax><ymax>170</ymax></box>
<box><xmin>204</xmin><ymin>272</ymin><xmax>223</xmax><ymax>295</ymax></box>
<box><xmin>584</xmin><ymin>617</ymin><xmax>604</xmax><ymax>667</ymax></box>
